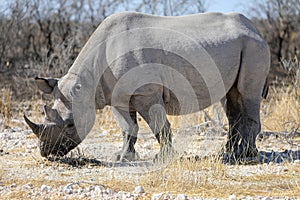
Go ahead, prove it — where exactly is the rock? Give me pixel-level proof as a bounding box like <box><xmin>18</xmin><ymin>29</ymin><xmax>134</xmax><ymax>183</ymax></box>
<box><xmin>11</xmin><ymin>127</ymin><xmax>22</xmax><ymax>132</ymax></box>
<box><xmin>87</xmin><ymin>185</ymin><xmax>95</xmax><ymax>191</ymax></box>
<box><xmin>246</xmin><ymin>196</ymin><xmax>254</xmax><ymax>200</ymax></box>
<box><xmin>63</xmin><ymin>184</ymin><xmax>73</xmax><ymax>194</ymax></box>
<box><xmin>94</xmin><ymin>185</ymin><xmax>103</xmax><ymax>194</ymax></box>
<box><xmin>106</xmin><ymin>188</ymin><xmax>113</xmax><ymax>194</ymax></box>
<box><xmin>152</xmin><ymin>193</ymin><xmax>164</xmax><ymax>200</ymax></box>
<box><xmin>64</xmin><ymin>188</ymin><xmax>73</xmax><ymax>195</ymax></box>
<box><xmin>228</xmin><ymin>194</ymin><xmax>237</xmax><ymax>200</ymax></box>
<box><xmin>261</xmin><ymin>197</ymin><xmax>272</xmax><ymax>200</ymax></box>
<box><xmin>40</xmin><ymin>185</ymin><xmax>52</xmax><ymax>192</ymax></box>
<box><xmin>133</xmin><ymin>185</ymin><xmax>145</xmax><ymax>194</ymax></box>
<box><xmin>164</xmin><ymin>193</ymin><xmax>175</xmax><ymax>199</ymax></box>
<box><xmin>117</xmin><ymin>191</ymin><xmax>126</xmax><ymax>199</ymax></box>
<box><xmin>23</xmin><ymin>183</ymin><xmax>33</xmax><ymax>189</ymax></box>
<box><xmin>175</xmin><ymin>194</ymin><xmax>187</xmax><ymax>200</ymax></box>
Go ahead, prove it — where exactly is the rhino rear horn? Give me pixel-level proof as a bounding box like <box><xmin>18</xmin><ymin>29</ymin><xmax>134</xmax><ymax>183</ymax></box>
<box><xmin>44</xmin><ymin>105</ymin><xmax>64</xmax><ymax>125</ymax></box>
<box><xmin>23</xmin><ymin>115</ymin><xmax>44</xmax><ymax>137</ymax></box>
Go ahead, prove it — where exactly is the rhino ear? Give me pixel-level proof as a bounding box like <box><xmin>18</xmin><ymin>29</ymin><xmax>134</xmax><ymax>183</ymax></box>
<box><xmin>35</xmin><ymin>77</ymin><xmax>58</xmax><ymax>94</ymax></box>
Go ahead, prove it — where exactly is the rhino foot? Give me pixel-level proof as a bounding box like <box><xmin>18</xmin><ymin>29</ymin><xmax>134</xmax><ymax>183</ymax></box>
<box><xmin>222</xmin><ymin>146</ymin><xmax>259</xmax><ymax>164</ymax></box>
<box><xmin>115</xmin><ymin>150</ymin><xmax>140</xmax><ymax>162</ymax></box>
<box><xmin>153</xmin><ymin>145</ymin><xmax>177</xmax><ymax>164</ymax></box>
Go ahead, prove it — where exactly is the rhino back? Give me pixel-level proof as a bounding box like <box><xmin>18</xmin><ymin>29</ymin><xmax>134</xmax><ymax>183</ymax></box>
<box><xmin>67</xmin><ymin>12</ymin><xmax>267</xmax><ymax>113</ymax></box>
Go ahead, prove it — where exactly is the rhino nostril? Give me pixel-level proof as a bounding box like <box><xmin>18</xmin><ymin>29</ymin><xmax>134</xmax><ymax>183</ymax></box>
<box><xmin>67</xmin><ymin>124</ymin><xmax>74</xmax><ymax>128</ymax></box>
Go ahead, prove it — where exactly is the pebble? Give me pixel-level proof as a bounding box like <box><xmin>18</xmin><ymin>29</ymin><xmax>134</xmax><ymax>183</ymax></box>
<box><xmin>40</xmin><ymin>185</ymin><xmax>52</xmax><ymax>192</ymax></box>
<box><xmin>152</xmin><ymin>193</ymin><xmax>164</xmax><ymax>200</ymax></box>
<box><xmin>133</xmin><ymin>185</ymin><xmax>144</xmax><ymax>194</ymax></box>
<box><xmin>23</xmin><ymin>183</ymin><xmax>33</xmax><ymax>189</ymax></box>
<box><xmin>175</xmin><ymin>194</ymin><xmax>187</xmax><ymax>200</ymax></box>
<box><xmin>117</xmin><ymin>191</ymin><xmax>126</xmax><ymax>199</ymax></box>
<box><xmin>228</xmin><ymin>194</ymin><xmax>237</xmax><ymax>200</ymax></box>
<box><xmin>63</xmin><ymin>184</ymin><xmax>73</xmax><ymax>194</ymax></box>
<box><xmin>106</xmin><ymin>188</ymin><xmax>113</xmax><ymax>194</ymax></box>
<box><xmin>64</xmin><ymin>189</ymin><xmax>73</xmax><ymax>195</ymax></box>
<box><xmin>77</xmin><ymin>188</ymin><xmax>84</xmax><ymax>194</ymax></box>
<box><xmin>261</xmin><ymin>197</ymin><xmax>272</xmax><ymax>200</ymax></box>
<box><xmin>94</xmin><ymin>185</ymin><xmax>103</xmax><ymax>194</ymax></box>
<box><xmin>87</xmin><ymin>185</ymin><xmax>95</xmax><ymax>191</ymax></box>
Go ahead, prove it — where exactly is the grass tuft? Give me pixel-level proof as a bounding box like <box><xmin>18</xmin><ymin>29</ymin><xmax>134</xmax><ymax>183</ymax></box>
<box><xmin>0</xmin><ymin>88</ymin><xmax>12</xmax><ymax>129</ymax></box>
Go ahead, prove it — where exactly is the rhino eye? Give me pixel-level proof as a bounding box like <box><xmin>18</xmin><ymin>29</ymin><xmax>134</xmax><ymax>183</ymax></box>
<box><xmin>72</xmin><ymin>84</ymin><xmax>82</xmax><ymax>97</ymax></box>
<box><xmin>75</xmin><ymin>84</ymin><xmax>81</xmax><ymax>91</ymax></box>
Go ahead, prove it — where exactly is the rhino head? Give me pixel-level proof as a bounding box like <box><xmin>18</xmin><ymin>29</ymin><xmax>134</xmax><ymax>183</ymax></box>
<box><xmin>24</xmin><ymin>74</ymin><xmax>96</xmax><ymax>157</ymax></box>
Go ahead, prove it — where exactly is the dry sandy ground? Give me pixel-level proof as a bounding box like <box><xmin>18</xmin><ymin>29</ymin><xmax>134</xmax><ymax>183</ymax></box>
<box><xmin>1</xmin><ymin>118</ymin><xmax>300</xmax><ymax>199</ymax></box>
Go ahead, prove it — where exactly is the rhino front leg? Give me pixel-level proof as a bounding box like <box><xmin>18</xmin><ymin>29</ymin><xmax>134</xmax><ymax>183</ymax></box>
<box><xmin>135</xmin><ymin>101</ymin><xmax>175</xmax><ymax>163</ymax></box>
<box><xmin>112</xmin><ymin>107</ymin><xmax>139</xmax><ymax>162</ymax></box>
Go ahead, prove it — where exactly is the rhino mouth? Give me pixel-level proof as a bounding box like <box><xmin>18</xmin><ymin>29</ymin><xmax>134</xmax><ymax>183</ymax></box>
<box><xmin>39</xmin><ymin>137</ymin><xmax>79</xmax><ymax>158</ymax></box>
<box><xmin>24</xmin><ymin>115</ymin><xmax>81</xmax><ymax>158</ymax></box>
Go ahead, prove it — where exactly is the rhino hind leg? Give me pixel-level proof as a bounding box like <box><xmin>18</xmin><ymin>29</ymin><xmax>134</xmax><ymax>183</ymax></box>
<box><xmin>223</xmin><ymin>86</ymin><xmax>260</xmax><ymax>163</ymax></box>
<box><xmin>112</xmin><ymin>108</ymin><xmax>139</xmax><ymax>162</ymax></box>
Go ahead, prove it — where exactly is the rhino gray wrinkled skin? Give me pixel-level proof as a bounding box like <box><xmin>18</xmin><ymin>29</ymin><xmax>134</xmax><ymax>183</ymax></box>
<box><xmin>24</xmin><ymin>12</ymin><xmax>270</xmax><ymax>162</ymax></box>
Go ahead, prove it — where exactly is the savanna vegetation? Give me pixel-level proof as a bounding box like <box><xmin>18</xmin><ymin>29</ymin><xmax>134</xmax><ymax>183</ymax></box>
<box><xmin>0</xmin><ymin>0</ymin><xmax>300</xmax><ymax>199</ymax></box>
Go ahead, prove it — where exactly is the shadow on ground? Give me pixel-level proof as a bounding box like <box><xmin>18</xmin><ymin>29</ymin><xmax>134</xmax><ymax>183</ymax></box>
<box><xmin>49</xmin><ymin>149</ymin><xmax>300</xmax><ymax>169</ymax></box>
<box><xmin>259</xmin><ymin>150</ymin><xmax>300</xmax><ymax>163</ymax></box>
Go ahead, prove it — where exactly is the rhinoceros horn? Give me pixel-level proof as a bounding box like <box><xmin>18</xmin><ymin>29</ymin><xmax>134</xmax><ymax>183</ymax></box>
<box><xmin>23</xmin><ymin>115</ymin><xmax>44</xmax><ymax>137</ymax></box>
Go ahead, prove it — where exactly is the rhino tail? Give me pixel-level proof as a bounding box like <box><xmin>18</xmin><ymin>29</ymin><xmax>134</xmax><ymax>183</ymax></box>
<box><xmin>262</xmin><ymin>78</ymin><xmax>269</xmax><ymax>99</ymax></box>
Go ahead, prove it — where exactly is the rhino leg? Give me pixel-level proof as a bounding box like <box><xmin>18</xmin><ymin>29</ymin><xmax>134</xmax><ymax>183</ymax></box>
<box><xmin>112</xmin><ymin>107</ymin><xmax>139</xmax><ymax>162</ymax></box>
<box><xmin>132</xmin><ymin>95</ymin><xmax>175</xmax><ymax>163</ymax></box>
<box><xmin>224</xmin><ymin>86</ymin><xmax>260</xmax><ymax>163</ymax></box>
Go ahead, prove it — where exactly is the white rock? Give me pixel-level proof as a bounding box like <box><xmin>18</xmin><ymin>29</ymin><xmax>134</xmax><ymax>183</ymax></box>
<box><xmin>164</xmin><ymin>193</ymin><xmax>174</xmax><ymax>199</ymax></box>
<box><xmin>63</xmin><ymin>184</ymin><xmax>73</xmax><ymax>194</ymax></box>
<box><xmin>228</xmin><ymin>194</ymin><xmax>237</xmax><ymax>200</ymax></box>
<box><xmin>152</xmin><ymin>193</ymin><xmax>164</xmax><ymax>200</ymax></box>
<box><xmin>134</xmin><ymin>185</ymin><xmax>145</xmax><ymax>194</ymax></box>
<box><xmin>63</xmin><ymin>183</ymin><xmax>73</xmax><ymax>190</ymax></box>
<box><xmin>106</xmin><ymin>188</ymin><xmax>113</xmax><ymax>194</ymax></box>
<box><xmin>94</xmin><ymin>185</ymin><xmax>103</xmax><ymax>194</ymax></box>
<box><xmin>40</xmin><ymin>185</ymin><xmax>52</xmax><ymax>192</ymax></box>
<box><xmin>176</xmin><ymin>194</ymin><xmax>187</xmax><ymax>200</ymax></box>
<box><xmin>261</xmin><ymin>197</ymin><xmax>272</xmax><ymax>200</ymax></box>
<box><xmin>87</xmin><ymin>185</ymin><xmax>95</xmax><ymax>191</ymax></box>
<box><xmin>64</xmin><ymin>189</ymin><xmax>73</xmax><ymax>195</ymax></box>
<box><xmin>117</xmin><ymin>191</ymin><xmax>126</xmax><ymax>199</ymax></box>
<box><xmin>246</xmin><ymin>197</ymin><xmax>254</xmax><ymax>200</ymax></box>
<box><xmin>77</xmin><ymin>188</ymin><xmax>84</xmax><ymax>194</ymax></box>
<box><xmin>10</xmin><ymin>183</ymin><xmax>17</xmax><ymax>188</ymax></box>
<box><xmin>23</xmin><ymin>183</ymin><xmax>33</xmax><ymax>189</ymax></box>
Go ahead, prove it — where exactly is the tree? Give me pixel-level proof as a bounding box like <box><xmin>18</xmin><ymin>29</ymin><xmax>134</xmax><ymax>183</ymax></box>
<box><xmin>248</xmin><ymin>0</ymin><xmax>300</xmax><ymax>67</ymax></box>
<box><xmin>0</xmin><ymin>0</ymin><xmax>208</xmax><ymax>75</ymax></box>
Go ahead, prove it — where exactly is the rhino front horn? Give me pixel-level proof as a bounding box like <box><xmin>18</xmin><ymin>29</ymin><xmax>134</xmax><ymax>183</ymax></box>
<box><xmin>23</xmin><ymin>115</ymin><xmax>44</xmax><ymax>137</ymax></box>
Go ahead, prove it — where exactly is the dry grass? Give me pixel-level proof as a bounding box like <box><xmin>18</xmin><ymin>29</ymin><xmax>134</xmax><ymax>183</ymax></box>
<box><xmin>263</xmin><ymin>85</ymin><xmax>300</xmax><ymax>132</ymax></box>
<box><xmin>0</xmin><ymin>88</ymin><xmax>12</xmax><ymax>129</ymax></box>
<box><xmin>91</xmin><ymin>156</ymin><xmax>300</xmax><ymax>198</ymax></box>
<box><xmin>88</xmin><ymin>80</ymin><xmax>300</xmax><ymax>198</ymax></box>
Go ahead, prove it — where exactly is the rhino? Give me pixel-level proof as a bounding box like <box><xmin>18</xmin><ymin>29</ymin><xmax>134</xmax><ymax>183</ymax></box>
<box><xmin>24</xmin><ymin>12</ymin><xmax>270</xmax><ymax>162</ymax></box>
